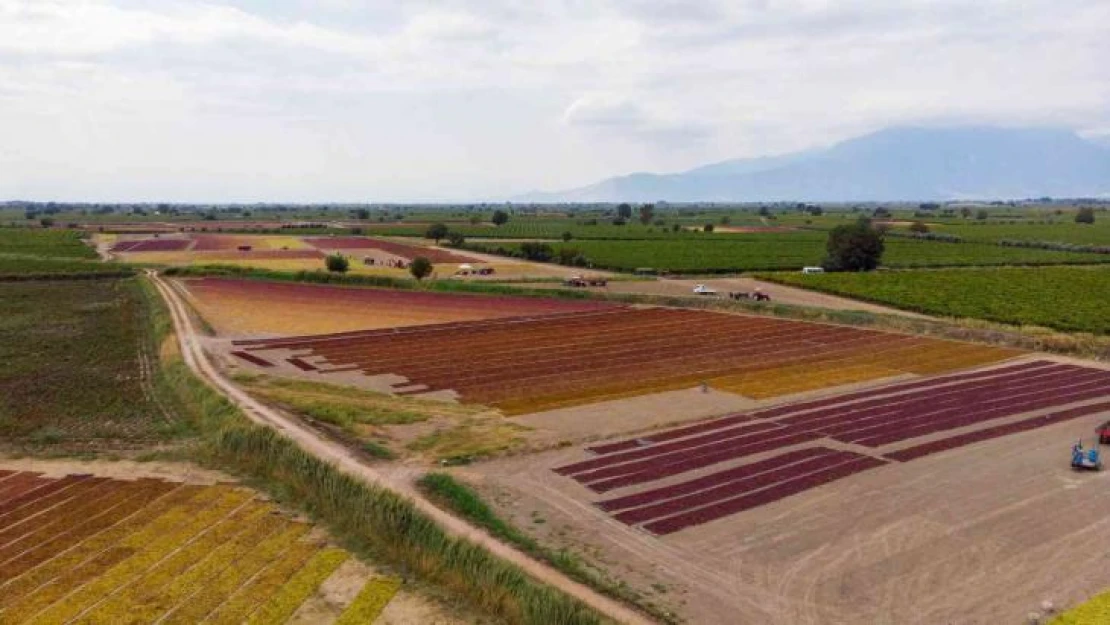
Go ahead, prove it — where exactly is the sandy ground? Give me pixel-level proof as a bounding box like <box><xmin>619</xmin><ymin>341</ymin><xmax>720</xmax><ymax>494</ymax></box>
<box><xmin>470</xmin><ymin>356</ymin><xmax>1110</xmax><ymax>625</ymax></box>
<box><xmin>0</xmin><ymin>457</ymin><xmax>231</xmax><ymax>484</ymax></box>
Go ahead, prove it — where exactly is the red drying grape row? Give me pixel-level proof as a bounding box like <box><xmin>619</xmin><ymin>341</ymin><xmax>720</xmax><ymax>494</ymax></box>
<box><xmin>555</xmin><ymin>421</ymin><xmax>783</xmax><ymax>477</ymax></box>
<box><xmin>0</xmin><ymin>473</ymin><xmax>58</xmax><ymax>510</ymax></box>
<box><xmin>287</xmin><ymin>357</ymin><xmax>318</xmax><ymax>372</ymax></box>
<box><xmin>779</xmin><ymin>363</ymin><xmax>1081</xmax><ymax>428</ymax></box>
<box><xmin>809</xmin><ymin>367</ymin><xmax>1110</xmax><ymax>439</ymax></box>
<box><xmin>0</xmin><ymin>476</ymin><xmax>102</xmax><ymax>524</ymax></box>
<box><xmin>585</xmin><ymin>360</ymin><xmax>1060</xmax><ymax>455</ymax></box>
<box><xmin>597</xmin><ymin>448</ymin><xmax>837</xmax><ymax>512</ymax></box>
<box><xmin>613</xmin><ymin>450</ymin><xmax>865</xmax><ymax>525</ymax></box>
<box><xmin>561</xmin><ymin>366</ymin><xmax>1093</xmax><ymax>480</ymax></box>
<box><xmin>585</xmin><ymin>433</ymin><xmax>821</xmax><ymax>493</ymax></box>
<box><xmin>885</xmin><ymin>400</ymin><xmax>1110</xmax><ymax>462</ymax></box>
<box><xmin>231</xmin><ymin>351</ymin><xmax>275</xmax><ymax>368</ymax></box>
<box><xmin>110</xmin><ymin>239</ymin><xmax>193</xmax><ymax>252</ymax></box>
<box><xmin>234</xmin><ymin>308</ymin><xmax>625</xmax><ymax>350</ymax></box>
<box><xmin>839</xmin><ymin>370</ymin><xmax>1110</xmax><ymax>444</ymax></box>
<box><xmin>643</xmin><ymin>456</ymin><xmax>887</xmax><ymax>535</ymax></box>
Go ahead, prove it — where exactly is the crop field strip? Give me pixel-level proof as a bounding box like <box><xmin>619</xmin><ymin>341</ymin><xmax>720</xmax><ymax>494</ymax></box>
<box><xmin>189</xmin><ymin>277</ymin><xmax>618</xmax><ymax>335</ymax></box>
<box><xmin>553</xmin><ymin>360</ymin><xmax>1110</xmax><ymax>534</ymax></box>
<box><xmin>234</xmin><ymin>307</ymin><xmax>1017</xmax><ymax>413</ymax></box>
<box><xmin>303</xmin><ymin>236</ymin><xmax>478</xmax><ymax>263</ymax></box>
<box><xmin>0</xmin><ymin>472</ymin><xmax>401</xmax><ymax>624</ymax></box>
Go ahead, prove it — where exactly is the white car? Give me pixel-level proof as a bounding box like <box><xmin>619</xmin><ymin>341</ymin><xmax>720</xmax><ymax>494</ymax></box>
<box><xmin>693</xmin><ymin>284</ymin><xmax>717</xmax><ymax>295</ymax></box>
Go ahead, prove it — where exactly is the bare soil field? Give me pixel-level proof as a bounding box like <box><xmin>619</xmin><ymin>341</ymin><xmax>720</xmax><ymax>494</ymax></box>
<box><xmin>469</xmin><ymin>357</ymin><xmax>1110</xmax><ymax>625</ymax></box>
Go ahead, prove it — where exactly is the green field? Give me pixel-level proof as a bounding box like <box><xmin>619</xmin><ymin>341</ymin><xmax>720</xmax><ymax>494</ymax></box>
<box><xmin>902</xmin><ymin>220</ymin><xmax>1110</xmax><ymax>246</ymax></box>
<box><xmin>760</xmin><ymin>266</ymin><xmax>1110</xmax><ymax>334</ymax></box>
<box><xmin>0</xmin><ymin>227</ymin><xmax>98</xmax><ymax>258</ymax></box>
<box><xmin>0</xmin><ymin>279</ymin><xmax>186</xmax><ymax>447</ymax></box>
<box><xmin>470</xmin><ymin>234</ymin><xmax>1110</xmax><ymax>273</ymax></box>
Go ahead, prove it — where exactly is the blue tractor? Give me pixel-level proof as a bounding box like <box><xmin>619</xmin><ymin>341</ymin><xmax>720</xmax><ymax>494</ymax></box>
<box><xmin>1071</xmin><ymin>440</ymin><xmax>1103</xmax><ymax>471</ymax></box>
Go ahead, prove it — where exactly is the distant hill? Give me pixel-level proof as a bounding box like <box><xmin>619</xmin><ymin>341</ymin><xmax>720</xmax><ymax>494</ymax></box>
<box><xmin>519</xmin><ymin>127</ymin><xmax>1110</xmax><ymax>202</ymax></box>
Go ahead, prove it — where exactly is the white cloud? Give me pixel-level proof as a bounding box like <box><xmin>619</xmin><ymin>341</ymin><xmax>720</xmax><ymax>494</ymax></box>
<box><xmin>0</xmin><ymin>0</ymin><xmax>1107</xmax><ymax>200</ymax></box>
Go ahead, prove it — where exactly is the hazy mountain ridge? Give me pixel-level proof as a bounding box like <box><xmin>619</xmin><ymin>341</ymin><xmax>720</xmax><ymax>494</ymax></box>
<box><xmin>520</xmin><ymin>127</ymin><xmax>1110</xmax><ymax>202</ymax></box>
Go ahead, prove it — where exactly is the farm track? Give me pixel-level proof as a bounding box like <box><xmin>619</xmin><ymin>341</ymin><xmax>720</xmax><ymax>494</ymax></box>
<box><xmin>152</xmin><ymin>273</ymin><xmax>654</xmax><ymax>625</ymax></box>
<box><xmin>554</xmin><ymin>359</ymin><xmax>1110</xmax><ymax>533</ymax></box>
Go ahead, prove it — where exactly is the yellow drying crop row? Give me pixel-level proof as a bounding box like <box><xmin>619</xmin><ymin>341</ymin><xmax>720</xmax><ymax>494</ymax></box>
<box><xmin>244</xmin><ymin>548</ymin><xmax>350</xmax><ymax>624</ymax></box>
<box><xmin>28</xmin><ymin>487</ymin><xmax>251</xmax><ymax>624</ymax></box>
<box><xmin>336</xmin><ymin>576</ymin><xmax>403</xmax><ymax>624</ymax></box>
<box><xmin>72</xmin><ymin>503</ymin><xmax>274</xmax><ymax>624</ymax></box>
<box><xmin>0</xmin><ymin>485</ymin><xmax>228</xmax><ymax>623</ymax></box>
<box><xmin>161</xmin><ymin>524</ymin><xmax>312</xmax><ymax>624</ymax></box>
<box><xmin>203</xmin><ymin>541</ymin><xmax>323</xmax><ymax>625</ymax></box>
<box><xmin>1050</xmin><ymin>589</ymin><xmax>1110</xmax><ymax>625</ymax></box>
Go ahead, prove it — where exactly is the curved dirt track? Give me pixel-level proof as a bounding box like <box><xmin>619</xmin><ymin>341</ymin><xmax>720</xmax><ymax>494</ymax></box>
<box><xmin>148</xmin><ymin>272</ymin><xmax>653</xmax><ymax>625</ymax></box>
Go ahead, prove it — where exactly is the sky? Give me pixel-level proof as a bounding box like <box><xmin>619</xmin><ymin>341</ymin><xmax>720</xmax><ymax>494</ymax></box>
<box><xmin>1</xmin><ymin>0</ymin><xmax>1108</xmax><ymax>202</ymax></box>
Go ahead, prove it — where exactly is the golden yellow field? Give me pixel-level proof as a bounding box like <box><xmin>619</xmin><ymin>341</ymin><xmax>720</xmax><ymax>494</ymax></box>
<box><xmin>0</xmin><ymin>469</ymin><xmax>407</xmax><ymax>624</ymax></box>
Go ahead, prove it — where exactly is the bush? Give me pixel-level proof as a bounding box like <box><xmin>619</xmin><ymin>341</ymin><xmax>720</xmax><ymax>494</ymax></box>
<box><xmin>325</xmin><ymin>254</ymin><xmax>349</xmax><ymax>273</ymax></box>
<box><xmin>409</xmin><ymin>256</ymin><xmax>433</xmax><ymax>280</ymax></box>
<box><xmin>519</xmin><ymin>242</ymin><xmax>554</xmax><ymax>262</ymax></box>
<box><xmin>1076</xmin><ymin>207</ymin><xmax>1096</xmax><ymax>224</ymax></box>
<box><xmin>491</xmin><ymin>210</ymin><xmax>509</xmax><ymax>226</ymax></box>
<box><xmin>446</xmin><ymin>232</ymin><xmax>466</xmax><ymax>247</ymax></box>
<box><xmin>909</xmin><ymin>221</ymin><xmax>929</xmax><ymax>234</ymax></box>
<box><xmin>703</xmin><ymin>223</ymin><xmax>714</xmax><ymax>233</ymax></box>
<box><xmin>823</xmin><ymin>218</ymin><xmax>884</xmax><ymax>272</ymax></box>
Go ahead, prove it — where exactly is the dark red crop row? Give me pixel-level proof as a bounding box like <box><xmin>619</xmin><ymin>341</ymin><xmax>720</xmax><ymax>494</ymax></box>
<box><xmin>556</xmin><ymin>421</ymin><xmax>781</xmax><ymax>477</ymax></box>
<box><xmin>0</xmin><ymin>475</ymin><xmax>98</xmax><ymax>523</ymax></box>
<box><xmin>111</xmin><ymin>239</ymin><xmax>193</xmax><ymax>252</ymax></box>
<box><xmin>612</xmin><ymin>450</ymin><xmax>865</xmax><ymax>525</ymax></box>
<box><xmin>643</xmin><ymin>457</ymin><xmax>887</xmax><ymax>535</ymax></box>
<box><xmin>885</xmin><ymin>400</ymin><xmax>1110</xmax><ymax>462</ymax></box>
<box><xmin>560</xmin><ymin>365</ymin><xmax>1088</xmax><ymax>482</ymax></box>
<box><xmin>303</xmin><ymin>237</ymin><xmax>478</xmax><ymax>263</ymax></box>
<box><xmin>585</xmin><ymin>360</ymin><xmax>1058</xmax><ymax>454</ymax></box>
<box><xmin>0</xmin><ymin>473</ymin><xmax>63</xmax><ymax>511</ymax></box>
<box><xmin>231</xmin><ymin>351</ymin><xmax>275</xmax><ymax>368</ymax></box>
<box><xmin>847</xmin><ymin>377</ymin><xmax>1110</xmax><ymax>447</ymax></box>
<box><xmin>597</xmin><ymin>447</ymin><xmax>835</xmax><ymax>512</ymax></box>
<box><xmin>287</xmin><ymin>357</ymin><xmax>318</xmax><ymax>372</ymax></box>
<box><xmin>585</xmin><ymin>432</ymin><xmax>820</xmax><ymax>493</ymax></box>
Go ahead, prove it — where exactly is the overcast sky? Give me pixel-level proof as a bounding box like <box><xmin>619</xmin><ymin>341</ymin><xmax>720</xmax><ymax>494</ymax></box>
<box><xmin>2</xmin><ymin>0</ymin><xmax>1108</xmax><ymax>202</ymax></box>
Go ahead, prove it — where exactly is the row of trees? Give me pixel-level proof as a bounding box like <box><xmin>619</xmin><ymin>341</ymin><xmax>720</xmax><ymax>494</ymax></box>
<box><xmin>325</xmin><ymin>254</ymin><xmax>433</xmax><ymax>280</ymax></box>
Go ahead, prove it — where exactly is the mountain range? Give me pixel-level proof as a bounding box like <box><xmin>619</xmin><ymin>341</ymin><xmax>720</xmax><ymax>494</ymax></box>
<box><xmin>518</xmin><ymin>126</ymin><xmax>1110</xmax><ymax>202</ymax></box>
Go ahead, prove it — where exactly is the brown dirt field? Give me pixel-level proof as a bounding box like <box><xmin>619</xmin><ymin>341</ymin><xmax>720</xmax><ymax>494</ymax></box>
<box><xmin>469</xmin><ymin>359</ymin><xmax>1110</xmax><ymax>625</ymax></box>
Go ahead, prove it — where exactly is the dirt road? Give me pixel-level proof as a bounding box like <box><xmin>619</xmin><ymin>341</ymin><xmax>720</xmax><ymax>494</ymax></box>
<box><xmin>148</xmin><ymin>272</ymin><xmax>652</xmax><ymax>625</ymax></box>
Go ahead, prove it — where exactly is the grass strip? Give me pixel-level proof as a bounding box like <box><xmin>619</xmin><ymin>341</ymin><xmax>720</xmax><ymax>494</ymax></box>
<box><xmin>416</xmin><ymin>473</ymin><xmax>678</xmax><ymax>624</ymax></box>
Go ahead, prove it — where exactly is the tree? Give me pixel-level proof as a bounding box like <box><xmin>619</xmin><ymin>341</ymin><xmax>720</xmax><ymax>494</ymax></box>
<box><xmin>960</xmin><ymin>207</ymin><xmax>972</xmax><ymax>218</ymax></box>
<box><xmin>671</xmin><ymin>223</ymin><xmax>681</xmax><ymax>232</ymax></box>
<box><xmin>758</xmin><ymin>206</ymin><xmax>771</xmax><ymax>217</ymax></box>
<box><xmin>703</xmin><ymin>223</ymin><xmax>715</xmax><ymax>233</ymax></box>
<box><xmin>561</xmin><ymin>231</ymin><xmax>573</xmax><ymax>242</ymax></box>
<box><xmin>39</xmin><ymin>217</ymin><xmax>54</xmax><ymax>228</ymax></box>
<box><xmin>491</xmin><ymin>210</ymin><xmax>509</xmax><ymax>226</ymax></box>
<box><xmin>808</xmin><ymin>206</ymin><xmax>824</xmax><ymax>216</ymax></box>
<box><xmin>353</xmin><ymin>208</ymin><xmax>370</xmax><ymax>220</ymax></box>
<box><xmin>425</xmin><ymin>222</ymin><xmax>449</xmax><ymax>243</ymax></box>
<box><xmin>976</xmin><ymin>209</ymin><xmax>989</xmax><ymax>220</ymax></box>
<box><xmin>409</xmin><ymin>256</ymin><xmax>433</xmax><ymax>280</ymax></box>
<box><xmin>519</xmin><ymin>242</ymin><xmax>554</xmax><ymax>261</ymax></box>
<box><xmin>873</xmin><ymin>207</ymin><xmax>891</xmax><ymax>218</ymax></box>
<box><xmin>720</xmin><ymin>215</ymin><xmax>731</xmax><ymax>225</ymax></box>
<box><xmin>909</xmin><ymin>221</ymin><xmax>929</xmax><ymax>233</ymax></box>
<box><xmin>446</xmin><ymin>232</ymin><xmax>466</xmax><ymax>247</ymax></box>
<box><xmin>325</xmin><ymin>253</ymin><xmax>349</xmax><ymax>273</ymax></box>
<box><xmin>617</xmin><ymin>203</ymin><xmax>633</xmax><ymax>220</ymax></box>
<box><xmin>469</xmin><ymin>214</ymin><xmax>482</xmax><ymax>225</ymax></box>
<box><xmin>638</xmin><ymin>204</ymin><xmax>654</xmax><ymax>225</ymax></box>
<box><xmin>823</xmin><ymin>218</ymin><xmax>884</xmax><ymax>272</ymax></box>
<box><xmin>1076</xmin><ymin>207</ymin><xmax>1096</xmax><ymax>224</ymax></box>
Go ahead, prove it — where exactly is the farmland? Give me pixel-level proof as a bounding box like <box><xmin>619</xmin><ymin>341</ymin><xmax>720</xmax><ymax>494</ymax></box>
<box><xmin>181</xmin><ymin>277</ymin><xmax>618</xmax><ymax>336</ymax></box>
<box><xmin>0</xmin><ymin>279</ymin><xmax>182</xmax><ymax>448</ymax></box>
<box><xmin>0</xmin><ymin>228</ymin><xmax>98</xmax><ymax>259</ymax></box>
<box><xmin>761</xmin><ymin>266</ymin><xmax>1110</xmax><ymax>334</ymax></box>
<box><xmin>0</xmin><ymin>468</ymin><xmax>415</xmax><ymax>624</ymax></box>
<box><xmin>553</xmin><ymin>360</ymin><xmax>1110</xmax><ymax>533</ymax></box>
<box><xmin>230</xmin><ymin>306</ymin><xmax>1019</xmax><ymax>414</ymax></box>
<box><xmin>468</xmin><ymin>235</ymin><xmax>1110</xmax><ymax>273</ymax></box>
